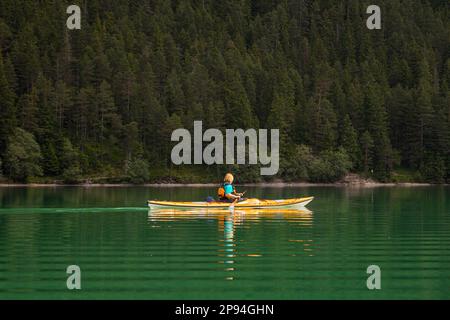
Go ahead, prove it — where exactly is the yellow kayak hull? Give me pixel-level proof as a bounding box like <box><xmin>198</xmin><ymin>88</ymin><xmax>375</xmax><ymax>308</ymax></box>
<box><xmin>149</xmin><ymin>207</ymin><xmax>313</xmax><ymax>217</ymax></box>
<box><xmin>148</xmin><ymin>196</ymin><xmax>314</xmax><ymax>210</ymax></box>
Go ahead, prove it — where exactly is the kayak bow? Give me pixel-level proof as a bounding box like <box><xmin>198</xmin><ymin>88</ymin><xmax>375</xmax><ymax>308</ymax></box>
<box><xmin>148</xmin><ymin>196</ymin><xmax>314</xmax><ymax>210</ymax></box>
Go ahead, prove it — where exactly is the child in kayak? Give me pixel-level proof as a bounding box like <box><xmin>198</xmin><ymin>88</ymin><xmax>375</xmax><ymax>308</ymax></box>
<box><xmin>218</xmin><ymin>173</ymin><xmax>245</xmax><ymax>202</ymax></box>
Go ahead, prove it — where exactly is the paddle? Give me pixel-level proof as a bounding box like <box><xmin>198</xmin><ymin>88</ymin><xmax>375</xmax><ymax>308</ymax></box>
<box><xmin>229</xmin><ymin>197</ymin><xmax>238</xmax><ymax>210</ymax></box>
<box><xmin>229</xmin><ymin>191</ymin><xmax>246</xmax><ymax>210</ymax></box>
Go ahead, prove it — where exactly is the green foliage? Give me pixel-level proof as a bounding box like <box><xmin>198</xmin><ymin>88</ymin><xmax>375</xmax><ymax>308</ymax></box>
<box><xmin>0</xmin><ymin>53</ymin><xmax>16</xmax><ymax>153</ymax></box>
<box><xmin>62</xmin><ymin>165</ymin><xmax>82</xmax><ymax>184</ymax></box>
<box><xmin>360</xmin><ymin>131</ymin><xmax>374</xmax><ymax>174</ymax></box>
<box><xmin>4</xmin><ymin>128</ymin><xmax>42</xmax><ymax>182</ymax></box>
<box><xmin>123</xmin><ymin>121</ymin><xmax>143</xmax><ymax>160</ymax></box>
<box><xmin>222</xmin><ymin>68</ymin><xmax>257</xmax><ymax>129</ymax></box>
<box><xmin>225</xmin><ymin>163</ymin><xmax>262</xmax><ymax>183</ymax></box>
<box><xmin>391</xmin><ymin>169</ymin><xmax>421</xmax><ymax>183</ymax></box>
<box><xmin>309</xmin><ymin>149</ymin><xmax>353</xmax><ymax>183</ymax></box>
<box><xmin>60</xmin><ymin>138</ymin><xmax>81</xmax><ymax>183</ymax></box>
<box><xmin>280</xmin><ymin>145</ymin><xmax>352</xmax><ymax>182</ymax></box>
<box><xmin>0</xmin><ymin>0</ymin><xmax>448</xmax><ymax>183</ymax></box>
<box><xmin>420</xmin><ymin>153</ymin><xmax>446</xmax><ymax>184</ymax></box>
<box><xmin>127</xmin><ymin>158</ymin><xmax>150</xmax><ymax>184</ymax></box>
<box><xmin>340</xmin><ymin>115</ymin><xmax>359</xmax><ymax>168</ymax></box>
<box><xmin>280</xmin><ymin>145</ymin><xmax>314</xmax><ymax>181</ymax></box>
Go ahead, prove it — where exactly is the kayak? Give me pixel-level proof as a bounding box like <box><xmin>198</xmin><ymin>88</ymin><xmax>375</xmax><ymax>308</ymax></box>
<box><xmin>147</xmin><ymin>196</ymin><xmax>314</xmax><ymax>210</ymax></box>
<box><xmin>149</xmin><ymin>208</ymin><xmax>313</xmax><ymax>217</ymax></box>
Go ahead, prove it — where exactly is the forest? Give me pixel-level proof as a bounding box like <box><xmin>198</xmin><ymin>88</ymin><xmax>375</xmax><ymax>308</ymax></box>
<box><xmin>0</xmin><ymin>0</ymin><xmax>449</xmax><ymax>184</ymax></box>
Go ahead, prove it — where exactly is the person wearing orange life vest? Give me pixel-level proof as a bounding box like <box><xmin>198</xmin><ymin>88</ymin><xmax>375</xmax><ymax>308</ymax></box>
<box><xmin>217</xmin><ymin>173</ymin><xmax>244</xmax><ymax>202</ymax></box>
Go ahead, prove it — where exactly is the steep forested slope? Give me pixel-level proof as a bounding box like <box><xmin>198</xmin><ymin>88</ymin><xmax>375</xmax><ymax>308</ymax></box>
<box><xmin>0</xmin><ymin>0</ymin><xmax>448</xmax><ymax>183</ymax></box>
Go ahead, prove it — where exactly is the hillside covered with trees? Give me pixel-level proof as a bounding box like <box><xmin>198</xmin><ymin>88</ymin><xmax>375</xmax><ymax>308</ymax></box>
<box><xmin>0</xmin><ymin>0</ymin><xmax>449</xmax><ymax>183</ymax></box>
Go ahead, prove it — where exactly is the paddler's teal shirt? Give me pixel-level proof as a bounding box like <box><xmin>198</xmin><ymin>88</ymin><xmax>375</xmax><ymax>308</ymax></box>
<box><xmin>224</xmin><ymin>183</ymin><xmax>233</xmax><ymax>195</ymax></box>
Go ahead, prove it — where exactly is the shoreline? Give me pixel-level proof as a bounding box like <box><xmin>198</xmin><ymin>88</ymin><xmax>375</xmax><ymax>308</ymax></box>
<box><xmin>0</xmin><ymin>182</ymin><xmax>442</xmax><ymax>188</ymax></box>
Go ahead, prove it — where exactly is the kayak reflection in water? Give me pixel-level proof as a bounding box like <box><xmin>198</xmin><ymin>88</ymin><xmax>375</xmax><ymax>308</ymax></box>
<box><xmin>219</xmin><ymin>212</ymin><xmax>238</xmax><ymax>280</ymax></box>
<box><xmin>217</xmin><ymin>173</ymin><xmax>246</xmax><ymax>203</ymax></box>
<box><xmin>224</xmin><ymin>216</ymin><xmax>235</xmax><ymax>262</ymax></box>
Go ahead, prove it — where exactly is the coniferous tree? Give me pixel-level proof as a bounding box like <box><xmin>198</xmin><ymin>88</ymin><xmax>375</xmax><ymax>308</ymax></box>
<box><xmin>360</xmin><ymin>130</ymin><xmax>374</xmax><ymax>175</ymax></box>
<box><xmin>222</xmin><ymin>68</ymin><xmax>256</xmax><ymax>129</ymax></box>
<box><xmin>0</xmin><ymin>0</ymin><xmax>447</xmax><ymax>183</ymax></box>
<box><xmin>4</xmin><ymin>127</ymin><xmax>43</xmax><ymax>182</ymax></box>
<box><xmin>0</xmin><ymin>53</ymin><xmax>16</xmax><ymax>154</ymax></box>
<box><xmin>340</xmin><ymin>115</ymin><xmax>359</xmax><ymax>168</ymax></box>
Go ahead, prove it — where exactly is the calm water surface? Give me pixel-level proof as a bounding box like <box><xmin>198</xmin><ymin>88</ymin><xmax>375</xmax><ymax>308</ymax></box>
<box><xmin>0</xmin><ymin>186</ymin><xmax>449</xmax><ymax>299</ymax></box>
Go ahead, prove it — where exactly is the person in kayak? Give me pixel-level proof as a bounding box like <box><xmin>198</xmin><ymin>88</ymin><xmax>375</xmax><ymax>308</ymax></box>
<box><xmin>218</xmin><ymin>173</ymin><xmax>245</xmax><ymax>202</ymax></box>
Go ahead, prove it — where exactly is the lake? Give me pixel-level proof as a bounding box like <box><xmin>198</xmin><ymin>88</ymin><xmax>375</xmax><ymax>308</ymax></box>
<box><xmin>0</xmin><ymin>186</ymin><xmax>449</xmax><ymax>299</ymax></box>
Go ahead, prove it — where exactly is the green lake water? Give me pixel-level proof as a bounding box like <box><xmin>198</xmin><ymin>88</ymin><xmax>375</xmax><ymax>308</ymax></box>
<box><xmin>0</xmin><ymin>186</ymin><xmax>449</xmax><ymax>300</ymax></box>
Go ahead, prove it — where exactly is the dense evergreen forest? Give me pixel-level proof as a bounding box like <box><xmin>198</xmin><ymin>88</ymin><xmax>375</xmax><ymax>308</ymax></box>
<box><xmin>0</xmin><ymin>0</ymin><xmax>449</xmax><ymax>184</ymax></box>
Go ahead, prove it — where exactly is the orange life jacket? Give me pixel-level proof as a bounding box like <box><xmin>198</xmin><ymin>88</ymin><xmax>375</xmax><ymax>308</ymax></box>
<box><xmin>217</xmin><ymin>183</ymin><xmax>234</xmax><ymax>199</ymax></box>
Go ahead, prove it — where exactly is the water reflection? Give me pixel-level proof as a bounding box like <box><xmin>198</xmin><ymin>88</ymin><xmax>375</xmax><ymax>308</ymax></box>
<box><xmin>148</xmin><ymin>208</ymin><xmax>313</xmax><ymax>280</ymax></box>
<box><xmin>147</xmin><ymin>208</ymin><xmax>313</xmax><ymax>221</ymax></box>
<box><xmin>221</xmin><ymin>213</ymin><xmax>236</xmax><ymax>280</ymax></box>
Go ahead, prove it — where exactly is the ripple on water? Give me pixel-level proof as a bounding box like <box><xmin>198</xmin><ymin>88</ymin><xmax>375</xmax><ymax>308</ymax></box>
<box><xmin>0</xmin><ymin>186</ymin><xmax>449</xmax><ymax>299</ymax></box>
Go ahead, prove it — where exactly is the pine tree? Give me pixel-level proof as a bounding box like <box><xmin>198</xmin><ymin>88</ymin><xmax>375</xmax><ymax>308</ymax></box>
<box><xmin>4</xmin><ymin>127</ymin><xmax>43</xmax><ymax>182</ymax></box>
<box><xmin>0</xmin><ymin>53</ymin><xmax>16</xmax><ymax>154</ymax></box>
<box><xmin>162</xmin><ymin>113</ymin><xmax>183</xmax><ymax>167</ymax></box>
<box><xmin>415</xmin><ymin>58</ymin><xmax>436</xmax><ymax>167</ymax></box>
<box><xmin>360</xmin><ymin>130</ymin><xmax>374</xmax><ymax>175</ymax></box>
<box><xmin>340</xmin><ymin>115</ymin><xmax>359</xmax><ymax>168</ymax></box>
<box><xmin>304</xmin><ymin>97</ymin><xmax>337</xmax><ymax>152</ymax></box>
<box><xmin>16</xmin><ymin>86</ymin><xmax>39</xmax><ymax>134</ymax></box>
<box><xmin>386</xmin><ymin>85</ymin><xmax>413</xmax><ymax>164</ymax></box>
<box><xmin>165</xmin><ymin>69</ymin><xmax>185</xmax><ymax>115</ymax></box>
<box><xmin>222</xmin><ymin>68</ymin><xmax>256</xmax><ymax>129</ymax></box>
<box><xmin>364</xmin><ymin>84</ymin><xmax>393</xmax><ymax>180</ymax></box>
<box><xmin>123</xmin><ymin>121</ymin><xmax>142</xmax><ymax>162</ymax></box>
<box><xmin>10</xmin><ymin>25</ymin><xmax>41</xmax><ymax>93</ymax></box>
<box><xmin>97</xmin><ymin>80</ymin><xmax>117</xmax><ymax>142</ymax></box>
<box><xmin>3</xmin><ymin>55</ymin><xmax>17</xmax><ymax>91</ymax></box>
<box><xmin>35</xmin><ymin>73</ymin><xmax>60</xmax><ymax>176</ymax></box>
